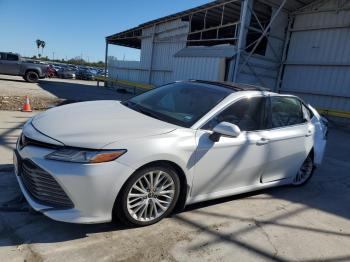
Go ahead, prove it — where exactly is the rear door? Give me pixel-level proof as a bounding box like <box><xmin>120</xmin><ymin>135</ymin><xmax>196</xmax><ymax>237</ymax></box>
<box><xmin>261</xmin><ymin>95</ymin><xmax>314</xmax><ymax>183</ymax></box>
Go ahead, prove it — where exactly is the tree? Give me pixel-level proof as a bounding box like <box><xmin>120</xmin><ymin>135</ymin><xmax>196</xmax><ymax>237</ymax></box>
<box><xmin>41</xmin><ymin>41</ymin><xmax>46</xmax><ymax>56</ymax></box>
<box><xmin>36</xmin><ymin>39</ymin><xmax>42</xmax><ymax>57</ymax></box>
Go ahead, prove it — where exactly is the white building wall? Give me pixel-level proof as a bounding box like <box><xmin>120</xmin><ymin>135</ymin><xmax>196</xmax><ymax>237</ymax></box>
<box><xmin>108</xmin><ymin>18</ymin><xmax>228</xmax><ymax>86</ymax></box>
<box><xmin>173</xmin><ymin>57</ymin><xmax>225</xmax><ymax>81</ymax></box>
<box><xmin>108</xmin><ymin>19</ymin><xmax>189</xmax><ymax>86</ymax></box>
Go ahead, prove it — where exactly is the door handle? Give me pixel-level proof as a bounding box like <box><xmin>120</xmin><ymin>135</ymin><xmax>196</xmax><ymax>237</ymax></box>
<box><xmin>305</xmin><ymin>130</ymin><xmax>313</xmax><ymax>137</ymax></box>
<box><xmin>256</xmin><ymin>138</ymin><xmax>269</xmax><ymax>145</ymax></box>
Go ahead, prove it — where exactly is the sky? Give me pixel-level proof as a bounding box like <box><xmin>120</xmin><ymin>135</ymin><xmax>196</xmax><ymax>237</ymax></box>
<box><xmin>0</xmin><ymin>0</ymin><xmax>212</xmax><ymax>62</ymax></box>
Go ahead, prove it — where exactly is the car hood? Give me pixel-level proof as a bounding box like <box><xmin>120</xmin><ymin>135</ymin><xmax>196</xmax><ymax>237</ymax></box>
<box><xmin>31</xmin><ymin>101</ymin><xmax>177</xmax><ymax>149</ymax></box>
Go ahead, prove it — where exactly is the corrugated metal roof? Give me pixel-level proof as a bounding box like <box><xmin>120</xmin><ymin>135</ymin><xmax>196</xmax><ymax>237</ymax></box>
<box><xmin>175</xmin><ymin>45</ymin><xmax>236</xmax><ymax>58</ymax></box>
<box><xmin>106</xmin><ymin>0</ymin><xmax>318</xmax><ymax>45</ymax></box>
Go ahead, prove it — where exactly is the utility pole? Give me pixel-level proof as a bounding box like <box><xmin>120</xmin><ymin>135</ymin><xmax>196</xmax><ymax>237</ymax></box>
<box><xmin>52</xmin><ymin>52</ymin><xmax>55</xmax><ymax>61</ymax></box>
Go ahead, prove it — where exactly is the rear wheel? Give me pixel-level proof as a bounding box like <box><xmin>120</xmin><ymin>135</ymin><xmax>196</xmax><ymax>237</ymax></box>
<box><xmin>24</xmin><ymin>71</ymin><xmax>39</xmax><ymax>83</ymax></box>
<box><xmin>115</xmin><ymin>165</ymin><xmax>180</xmax><ymax>226</ymax></box>
<box><xmin>292</xmin><ymin>154</ymin><xmax>314</xmax><ymax>186</ymax></box>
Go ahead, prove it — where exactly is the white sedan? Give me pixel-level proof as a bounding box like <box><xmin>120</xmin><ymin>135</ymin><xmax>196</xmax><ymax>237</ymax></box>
<box><xmin>14</xmin><ymin>80</ymin><xmax>327</xmax><ymax>226</ymax></box>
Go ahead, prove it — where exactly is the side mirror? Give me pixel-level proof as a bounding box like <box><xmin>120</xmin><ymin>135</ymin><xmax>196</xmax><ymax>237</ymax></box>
<box><xmin>209</xmin><ymin>122</ymin><xmax>241</xmax><ymax>142</ymax></box>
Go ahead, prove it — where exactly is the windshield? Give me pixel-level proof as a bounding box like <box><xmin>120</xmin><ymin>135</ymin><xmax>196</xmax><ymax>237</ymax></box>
<box><xmin>122</xmin><ymin>82</ymin><xmax>233</xmax><ymax>127</ymax></box>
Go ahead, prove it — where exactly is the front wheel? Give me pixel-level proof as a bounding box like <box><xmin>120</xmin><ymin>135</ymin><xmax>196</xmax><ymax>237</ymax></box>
<box><xmin>115</xmin><ymin>165</ymin><xmax>180</xmax><ymax>226</ymax></box>
<box><xmin>24</xmin><ymin>71</ymin><xmax>39</xmax><ymax>83</ymax></box>
<box><xmin>292</xmin><ymin>154</ymin><xmax>314</xmax><ymax>186</ymax></box>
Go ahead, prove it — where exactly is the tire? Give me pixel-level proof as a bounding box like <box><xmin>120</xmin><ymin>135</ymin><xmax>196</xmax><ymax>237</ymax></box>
<box><xmin>115</xmin><ymin>165</ymin><xmax>180</xmax><ymax>227</ymax></box>
<box><xmin>24</xmin><ymin>71</ymin><xmax>39</xmax><ymax>83</ymax></box>
<box><xmin>292</xmin><ymin>154</ymin><xmax>315</xmax><ymax>186</ymax></box>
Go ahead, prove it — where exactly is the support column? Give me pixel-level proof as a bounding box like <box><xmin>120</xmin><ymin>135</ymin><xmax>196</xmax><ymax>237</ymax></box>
<box><xmin>104</xmin><ymin>40</ymin><xmax>109</xmax><ymax>87</ymax></box>
<box><xmin>276</xmin><ymin>15</ymin><xmax>294</xmax><ymax>92</ymax></box>
<box><xmin>232</xmin><ymin>0</ymin><xmax>253</xmax><ymax>82</ymax></box>
<box><xmin>148</xmin><ymin>25</ymin><xmax>156</xmax><ymax>84</ymax></box>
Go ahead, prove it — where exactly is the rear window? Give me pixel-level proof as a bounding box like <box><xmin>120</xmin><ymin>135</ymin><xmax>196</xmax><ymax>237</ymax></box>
<box><xmin>6</xmin><ymin>54</ymin><xmax>19</xmax><ymax>61</ymax></box>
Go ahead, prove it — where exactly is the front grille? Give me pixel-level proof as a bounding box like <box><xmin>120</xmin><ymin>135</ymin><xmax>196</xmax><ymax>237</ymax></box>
<box><xmin>20</xmin><ymin>159</ymin><xmax>74</xmax><ymax>208</ymax></box>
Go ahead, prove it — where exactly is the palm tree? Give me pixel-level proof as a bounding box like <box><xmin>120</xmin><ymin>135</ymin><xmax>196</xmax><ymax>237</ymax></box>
<box><xmin>41</xmin><ymin>41</ymin><xmax>46</xmax><ymax>56</ymax></box>
<box><xmin>36</xmin><ymin>39</ymin><xmax>42</xmax><ymax>57</ymax></box>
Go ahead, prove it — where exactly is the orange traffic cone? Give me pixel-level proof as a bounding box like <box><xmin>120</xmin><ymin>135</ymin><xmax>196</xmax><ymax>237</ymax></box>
<box><xmin>22</xmin><ymin>96</ymin><xmax>32</xmax><ymax>112</ymax></box>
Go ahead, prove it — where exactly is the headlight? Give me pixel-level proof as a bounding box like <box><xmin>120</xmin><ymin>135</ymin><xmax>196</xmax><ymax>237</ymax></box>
<box><xmin>45</xmin><ymin>148</ymin><xmax>126</xmax><ymax>163</ymax></box>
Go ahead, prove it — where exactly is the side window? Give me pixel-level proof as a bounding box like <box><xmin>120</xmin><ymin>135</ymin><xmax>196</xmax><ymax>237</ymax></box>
<box><xmin>270</xmin><ymin>96</ymin><xmax>304</xmax><ymax>128</ymax></box>
<box><xmin>0</xmin><ymin>53</ymin><xmax>3</xmax><ymax>60</ymax></box>
<box><xmin>202</xmin><ymin>97</ymin><xmax>266</xmax><ymax>131</ymax></box>
<box><xmin>6</xmin><ymin>54</ymin><xmax>19</xmax><ymax>61</ymax></box>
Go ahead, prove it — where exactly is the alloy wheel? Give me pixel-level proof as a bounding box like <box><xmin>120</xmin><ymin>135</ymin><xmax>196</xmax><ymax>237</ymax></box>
<box><xmin>126</xmin><ymin>170</ymin><xmax>175</xmax><ymax>222</ymax></box>
<box><xmin>293</xmin><ymin>156</ymin><xmax>314</xmax><ymax>185</ymax></box>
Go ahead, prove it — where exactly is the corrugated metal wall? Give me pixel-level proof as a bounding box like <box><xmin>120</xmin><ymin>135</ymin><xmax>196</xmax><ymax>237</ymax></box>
<box><xmin>108</xmin><ymin>18</ymin><xmax>232</xmax><ymax>86</ymax></box>
<box><xmin>173</xmin><ymin>57</ymin><xmax>225</xmax><ymax>81</ymax></box>
<box><xmin>280</xmin><ymin>0</ymin><xmax>350</xmax><ymax>112</ymax></box>
<box><xmin>108</xmin><ymin>19</ymin><xmax>189</xmax><ymax>86</ymax></box>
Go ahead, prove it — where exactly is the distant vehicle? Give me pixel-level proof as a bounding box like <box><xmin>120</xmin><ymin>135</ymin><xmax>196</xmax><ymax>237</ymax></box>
<box><xmin>76</xmin><ymin>68</ymin><xmax>95</xmax><ymax>80</ymax></box>
<box><xmin>47</xmin><ymin>65</ymin><xmax>57</xmax><ymax>78</ymax></box>
<box><xmin>0</xmin><ymin>52</ymin><xmax>48</xmax><ymax>83</ymax></box>
<box><xmin>96</xmin><ymin>69</ymin><xmax>108</xmax><ymax>78</ymax></box>
<box><xmin>57</xmin><ymin>68</ymin><xmax>76</xmax><ymax>79</ymax></box>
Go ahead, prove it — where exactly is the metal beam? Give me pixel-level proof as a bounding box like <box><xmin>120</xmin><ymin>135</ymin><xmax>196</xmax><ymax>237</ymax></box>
<box><xmin>276</xmin><ymin>15</ymin><xmax>293</xmax><ymax>92</ymax></box>
<box><xmin>147</xmin><ymin>25</ymin><xmax>156</xmax><ymax>84</ymax></box>
<box><xmin>280</xmin><ymin>89</ymin><xmax>350</xmax><ymax>99</ymax></box>
<box><xmin>237</xmin><ymin>0</ymin><xmax>288</xmax><ymax>76</ymax></box>
<box><xmin>104</xmin><ymin>41</ymin><xmax>109</xmax><ymax>86</ymax></box>
<box><xmin>290</xmin><ymin>23</ymin><xmax>350</xmax><ymax>32</ymax></box>
<box><xmin>188</xmin><ymin>21</ymin><xmax>240</xmax><ymax>36</ymax></box>
<box><xmin>232</xmin><ymin>0</ymin><xmax>253</xmax><ymax>82</ymax></box>
<box><xmin>284</xmin><ymin>61</ymin><xmax>350</xmax><ymax>67</ymax></box>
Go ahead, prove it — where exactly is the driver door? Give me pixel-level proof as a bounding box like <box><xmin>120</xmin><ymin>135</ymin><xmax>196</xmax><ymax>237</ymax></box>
<box><xmin>191</xmin><ymin>96</ymin><xmax>270</xmax><ymax>198</ymax></box>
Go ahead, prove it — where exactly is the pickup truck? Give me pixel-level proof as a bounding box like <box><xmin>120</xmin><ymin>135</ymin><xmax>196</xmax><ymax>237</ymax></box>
<box><xmin>0</xmin><ymin>52</ymin><xmax>48</xmax><ymax>83</ymax></box>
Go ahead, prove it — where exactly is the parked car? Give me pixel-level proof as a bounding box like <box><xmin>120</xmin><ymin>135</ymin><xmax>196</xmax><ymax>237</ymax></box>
<box><xmin>57</xmin><ymin>68</ymin><xmax>76</xmax><ymax>79</ymax></box>
<box><xmin>75</xmin><ymin>68</ymin><xmax>95</xmax><ymax>80</ymax></box>
<box><xmin>14</xmin><ymin>80</ymin><xmax>327</xmax><ymax>226</ymax></box>
<box><xmin>0</xmin><ymin>52</ymin><xmax>48</xmax><ymax>82</ymax></box>
<box><xmin>47</xmin><ymin>65</ymin><xmax>57</xmax><ymax>78</ymax></box>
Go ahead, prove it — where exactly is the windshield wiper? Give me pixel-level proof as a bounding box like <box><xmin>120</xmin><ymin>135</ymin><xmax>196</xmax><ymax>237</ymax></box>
<box><xmin>123</xmin><ymin>101</ymin><xmax>162</xmax><ymax>121</ymax></box>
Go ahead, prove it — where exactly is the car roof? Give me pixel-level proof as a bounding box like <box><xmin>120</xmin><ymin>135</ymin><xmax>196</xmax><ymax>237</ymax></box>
<box><xmin>182</xmin><ymin>80</ymin><xmax>270</xmax><ymax>92</ymax></box>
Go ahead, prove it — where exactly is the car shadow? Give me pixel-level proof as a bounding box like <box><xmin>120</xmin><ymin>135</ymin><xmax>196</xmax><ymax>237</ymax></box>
<box><xmin>0</xmin><ymin>77</ymin><xmax>26</xmax><ymax>83</ymax></box>
<box><xmin>36</xmin><ymin>79</ymin><xmax>133</xmax><ymax>102</ymax></box>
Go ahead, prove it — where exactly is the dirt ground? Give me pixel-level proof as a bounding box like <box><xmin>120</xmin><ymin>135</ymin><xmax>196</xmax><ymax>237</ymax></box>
<box><xmin>0</xmin><ymin>74</ymin><xmax>133</xmax><ymax>111</ymax></box>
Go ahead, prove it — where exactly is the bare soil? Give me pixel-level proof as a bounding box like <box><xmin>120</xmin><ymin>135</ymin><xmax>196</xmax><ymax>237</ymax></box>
<box><xmin>0</xmin><ymin>96</ymin><xmax>68</xmax><ymax>111</ymax></box>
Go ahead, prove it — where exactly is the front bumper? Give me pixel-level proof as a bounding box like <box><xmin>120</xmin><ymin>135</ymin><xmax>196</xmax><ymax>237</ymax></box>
<box><xmin>14</xmin><ymin>144</ymin><xmax>135</xmax><ymax>224</ymax></box>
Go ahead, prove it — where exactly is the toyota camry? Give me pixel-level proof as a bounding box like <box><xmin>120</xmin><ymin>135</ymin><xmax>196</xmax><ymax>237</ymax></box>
<box><xmin>14</xmin><ymin>80</ymin><xmax>327</xmax><ymax>226</ymax></box>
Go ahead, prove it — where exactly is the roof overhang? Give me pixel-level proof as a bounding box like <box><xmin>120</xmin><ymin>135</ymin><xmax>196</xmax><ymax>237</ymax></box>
<box><xmin>175</xmin><ymin>45</ymin><xmax>237</xmax><ymax>58</ymax></box>
<box><xmin>106</xmin><ymin>0</ymin><xmax>318</xmax><ymax>48</ymax></box>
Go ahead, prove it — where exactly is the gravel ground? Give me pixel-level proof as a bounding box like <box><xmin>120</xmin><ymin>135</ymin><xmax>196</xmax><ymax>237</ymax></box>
<box><xmin>0</xmin><ymin>96</ymin><xmax>64</xmax><ymax>111</ymax></box>
<box><xmin>0</xmin><ymin>75</ymin><xmax>133</xmax><ymax>111</ymax></box>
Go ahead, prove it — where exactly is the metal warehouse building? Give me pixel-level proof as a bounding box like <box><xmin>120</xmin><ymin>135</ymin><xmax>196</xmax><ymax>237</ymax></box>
<box><xmin>105</xmin><ymin>0</ymin><xmax>350</xmax><ymax>121</ymax></box>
